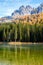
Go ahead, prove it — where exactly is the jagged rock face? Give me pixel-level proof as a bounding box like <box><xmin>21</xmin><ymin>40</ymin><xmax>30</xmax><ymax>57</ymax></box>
<box><xmin>0</xmin><ymin>3</ymin><xmax>43</xmax><ymax>23</ymax></box>
<box><xmin>12</xmin><ymin>3</ymin><xmax>43</xmax><ymax>16</ymax></box>
<box><xmin>12</xmin><ymin>10</ymin><xmax>20</xmax><ymax>16</ymax></box>
<box><xmin>37</xmin><ymin>3</ymin><xmax>43</xmax><ymax>13</ymax></box>
<box><xmin>19</xmin><ymin>5</ymin><xmax>26</xmax><ymax>15</ymax></box>
<box><xmin>31</xmin><ymin>3</ymin><xmax>43</xmax><ymax>14</ymax></box>
<box><xmin>31</xmin><ymin>8</ymin><xmax>37</xmax><ymax>14</ymax></box>
<box><xmin>12</xmin><ymin>5</ymin><xmax>33</xmax><ymax>16</ymax></box>
<box><xmin>26</xmin><ymin>5</ymin><xmax>33</xmax><ymax>14</ymax></box>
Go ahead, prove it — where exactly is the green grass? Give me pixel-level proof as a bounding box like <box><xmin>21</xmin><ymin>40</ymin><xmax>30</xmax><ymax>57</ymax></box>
<box><xmin>0</xmin><ymin>44</ymin><xmax>43</xmax><ymax>65</ymax></box>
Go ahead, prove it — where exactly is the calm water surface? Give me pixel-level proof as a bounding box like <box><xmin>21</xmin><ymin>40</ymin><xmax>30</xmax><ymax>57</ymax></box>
<box><xmin>0</xmin><ymin>44</ymin><xmax>43</xmax><ymax>65</ymax></box>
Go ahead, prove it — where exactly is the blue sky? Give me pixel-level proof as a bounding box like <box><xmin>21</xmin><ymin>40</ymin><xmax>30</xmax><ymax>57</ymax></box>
<box><xmin>0</xmin><ymin>0</ymin><xmax>43</xmax><ymax>17</ymax></box>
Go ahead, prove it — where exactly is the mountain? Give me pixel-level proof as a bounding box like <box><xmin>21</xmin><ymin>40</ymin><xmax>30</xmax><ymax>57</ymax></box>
<box><xmin>0</xmin><ymin>3</ymin><xmax>43</xmax><ymax>23</ymax></box>
<box><xmin>3</xmin><ymin>16</ymin><xmax>13</xmax><ymax>19</ymax></box>
<box><xmin>12</xmin><ymin>5</ymin><xmax>33</xmax><ymax>16</ymax></box>
<box><xmin>37</xmin><ymin>3</ymin><xmax>43</xmax><ymax>13</ymax></box>
<box><xmin>12</xmin><ymin>3</ymin><xmax>43</xmax><ymax>16</ymax></box>
<box><xmin>31</xmin><ymin>3</ymin><xmax>43</xmax><ymax>14</ymax></box>
<box><xmin>0</xmin><ymin>16</ymin><xmax>14</xmax><ymax>23</ymax></box>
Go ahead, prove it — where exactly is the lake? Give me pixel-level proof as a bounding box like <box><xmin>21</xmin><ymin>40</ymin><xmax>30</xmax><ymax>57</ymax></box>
<box><xmin>0</xmin><ymin>44</ymin><xmax>43</xmax><ymax>65</ymax></box>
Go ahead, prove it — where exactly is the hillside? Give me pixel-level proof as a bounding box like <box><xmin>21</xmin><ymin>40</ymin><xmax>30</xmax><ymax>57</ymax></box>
<box><xmin>12</xmin><ymin>13</ymin><xmax>43</xmax><ymax>24</ymax></box>
<box><xmin>0</xmin><ymin>3</ymin><xmax>43</xmax><ymax>23</ymax></box>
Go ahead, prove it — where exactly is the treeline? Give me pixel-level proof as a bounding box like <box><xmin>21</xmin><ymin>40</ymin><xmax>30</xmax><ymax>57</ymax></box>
<box><xmin>0</xmin><ymin>23</ymin><xmax>43</xmax><ymax>42</ymax></box>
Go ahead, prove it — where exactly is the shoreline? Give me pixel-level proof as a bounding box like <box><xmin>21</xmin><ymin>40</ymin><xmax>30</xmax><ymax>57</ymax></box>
<box><xmin>0</xmin><ymin>42</ymin><xmax>43</xmax><ymax>45</ymax></box>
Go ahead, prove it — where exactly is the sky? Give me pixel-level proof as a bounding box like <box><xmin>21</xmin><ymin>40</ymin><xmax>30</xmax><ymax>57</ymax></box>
<box><xmin>0</xmin><ymin>0</ymin><xmax>43</xmax><ymax>17</ymax></box>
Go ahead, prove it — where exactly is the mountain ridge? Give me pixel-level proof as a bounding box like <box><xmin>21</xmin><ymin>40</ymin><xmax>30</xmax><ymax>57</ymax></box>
<box><xmin>12</xmin><ymin>3</ymin><xmax>43</xmax><ymax>16</ymax></box>
<box><xmin>0</xmin><ymin>3</ymin><xmax>43</xmax><ymax>23</ymax></box>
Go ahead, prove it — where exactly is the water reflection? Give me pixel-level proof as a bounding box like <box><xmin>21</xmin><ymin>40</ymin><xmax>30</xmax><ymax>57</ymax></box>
<box><xmin>0</xmin><ymin>44</ymin><xmax>43</xmax><ymax>65</ymax></box>
<box><xmin>0</xmin><ymin>61</ymin><xmax>10</xmax><ymax>65</ymax></box>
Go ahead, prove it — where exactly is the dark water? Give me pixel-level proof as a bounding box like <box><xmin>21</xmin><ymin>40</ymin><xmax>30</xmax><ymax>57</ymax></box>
<box><xmin>0</xmin><ymin>44</ymin><xmax>43</xmax><ymax>65</ymax></box>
